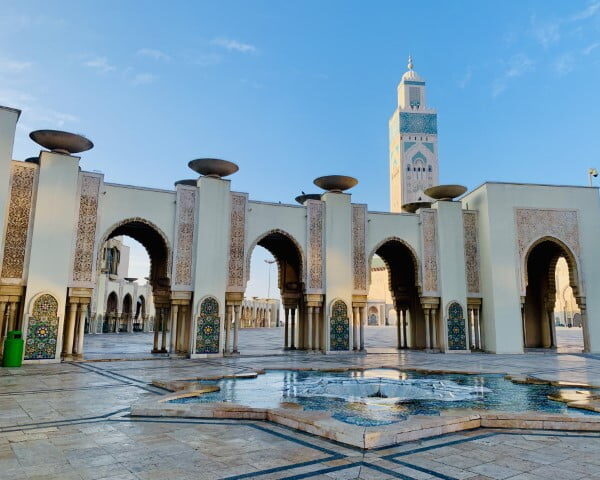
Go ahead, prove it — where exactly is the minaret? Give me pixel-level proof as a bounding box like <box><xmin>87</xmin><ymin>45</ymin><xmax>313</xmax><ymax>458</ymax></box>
<box><xmin>389</xmin><ymin>56</ymin><xmax>439</xmax><ymax>212</ymax></box>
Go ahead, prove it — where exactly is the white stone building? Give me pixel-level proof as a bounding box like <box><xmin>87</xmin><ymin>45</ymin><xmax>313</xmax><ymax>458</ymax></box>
<box><xmin>1</xmin><ymin>59</ymin><xmax>599</xmax><ymax>363</ymax></box>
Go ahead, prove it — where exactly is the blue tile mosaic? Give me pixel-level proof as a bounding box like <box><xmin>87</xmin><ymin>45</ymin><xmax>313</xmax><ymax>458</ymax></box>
<box><xmin>399</xmin><ymin>112</ymin><xmax>437</xmax><ymax>134</ymax></box>
<box><xmin>447</xmin><ymin>302</ymin><xmax>467</xmax><ymax>350</ymax></box>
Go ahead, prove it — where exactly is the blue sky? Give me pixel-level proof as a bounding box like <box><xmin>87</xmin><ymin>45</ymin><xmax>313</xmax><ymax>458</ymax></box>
<box><xmin>2</xmin><ymin>0</ymin><xmax>600</xmax><ymax>296</ymax></box>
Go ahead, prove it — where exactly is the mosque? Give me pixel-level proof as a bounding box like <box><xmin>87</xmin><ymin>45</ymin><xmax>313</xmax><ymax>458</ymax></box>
<box><xmin>0</xmin><ymin>57</ymin><xmax>598</xmax><ymax>363</ymax></box>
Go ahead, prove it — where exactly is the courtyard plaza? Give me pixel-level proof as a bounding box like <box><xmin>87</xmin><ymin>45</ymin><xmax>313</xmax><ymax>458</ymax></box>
<box><xmin>0</xmin><ymin>328</ymin><xmax>599</xmax><ymax>479</ymax></box>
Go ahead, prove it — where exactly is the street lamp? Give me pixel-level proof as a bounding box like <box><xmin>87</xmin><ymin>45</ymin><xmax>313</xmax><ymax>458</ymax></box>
<box><xmin>264</xmin><ymin>258</ymin><xmax>276</xmax><ymax>299</ymax></box>
<box><xmin>589</xmin><ymin>168</ymin><xmax>598</xmax><ymax>187</ymax></box>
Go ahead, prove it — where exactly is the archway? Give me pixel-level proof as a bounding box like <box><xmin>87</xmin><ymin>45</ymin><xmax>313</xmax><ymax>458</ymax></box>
<box><xmin>104</xmin><ymin>291</ymin><xmax>118</xmax><ymax>333</ymax></box>
<box><xmin>85</xmin><ymin>218</ymin><xmax>173</xmax><ymax>358</ymax></box>
<box><xmin>240</xmin><ymin>230</ymin><xmax>303</xmax><ymax>353</ymax></box>
<box><xmin>523</xmin><ymin>238</ymin><xmax>584</xmax><ymax>351</ymax></box>
<box><xmin>367</xmin><ymin>238</ymin><xmax>425</xmax><ymax>350</ymax></box>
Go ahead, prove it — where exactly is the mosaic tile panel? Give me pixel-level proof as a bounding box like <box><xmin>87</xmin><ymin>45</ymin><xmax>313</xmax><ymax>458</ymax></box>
<box><xmin>447</xmin><ymin>301</ymin><xmax>467</xmax><ymax>350</ymax></box>
<box><xmin>399</xmin><ymin>112</ymin><xmax>437</xmax><ymax>134</ymax></box>
<box><xmin>1</xmin><ymin>164</ymin><xmax>35</xmax><ymax>279</ymax></box>
<box><xmin>329</xmin><ymin>300</ymin><xmax>349</xmax><ymax>351</ymax></box>
<box><xmin>24</xmin><ymin>294</ymin><xmax>59</xmax><ymax>360</ymax></box>
<box><xmin>195</xmin><ymin>297</ymin><xmax>220</xmax><ymax>354</ymax></box>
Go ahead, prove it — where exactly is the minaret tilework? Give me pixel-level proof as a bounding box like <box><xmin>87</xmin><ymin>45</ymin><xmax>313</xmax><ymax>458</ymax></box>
<box><xmin>389</xmin><ymin>57</ymin><xmax>439</xmax><ymax>212</ymax></box>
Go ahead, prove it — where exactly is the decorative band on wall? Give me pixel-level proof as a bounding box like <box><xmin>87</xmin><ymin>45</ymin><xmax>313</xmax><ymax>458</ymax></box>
<box><xmin>195</xmin><ymin>296</ymin><xmax>220</xmax><ymax>354</ymax></box>
<box><xmin>420</xmin><ymin>209</ymin><xmax>439</xmax><ymax>294</ymax></box>
<box><xmin>352</xmin><ymin>204</ymin><xmax>367</xmax><ymax>293</ymax></box>
<box><xmin>227</xmin><ymin>193</ymin><xmax>247</xmax><ymax>291</ymax></box>
<box><xmin>173</xmin><ymin>187</ymin><xmax>197</xmax><ymax>288</ymax></box>
<box><xmin>24</xmin><ymin>294</ymin><xmax>59</xmax><ymax>360</ymax></box>
<box><xmin>329</xmin><ymin>300</ymin><xmax>350</xmax><ymax>351</ymax></box>
<box><xmin>72</xmin><ymin>174</ymin><xmax>101</xmax><ymax>284</ymax></box>
<box><xmin>462</xmin><ymin>210</ymin><xmax>480</xmax><ymax>295</ymax></box>
<box><xmin>307</xmin><ymin>200</ymin><xmax>324</xmax><ymax>292</ymax></box>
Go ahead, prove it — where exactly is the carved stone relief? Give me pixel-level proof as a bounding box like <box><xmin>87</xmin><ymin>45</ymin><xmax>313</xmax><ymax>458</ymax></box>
<box><xmin>421</xmin><ymin>209</ymin><xmax>438</xmax><ymax>293</ymax></box>
<box><xmin>1</xmin><ymin>164</ymin><xmax>36</xmax><ymax>280</ymax></box>
<box><xmin>462</xmin><ymin>210</ymin><xmax>480</xmax><ymax>294</ymax></box>
<box><xmin>174</xmin><ymin>188</ymin><xmax>196</xmax><ymax>287</ymax></box>
<box><xmin>352</xmin><ymin>204</ymin><xmax>367</xmax><ymax>292</ymax></box>
<box><xmin>72</xmin><ymin>174</ymin><xmax>101</xmax><ymax>284</ymax></box>
<box><xmin>307</xmin><ymin>200</ymin><xmax>324</xmax><ymax>291</ymax></box>
<box><xmin>227</xmin><ymin>193</ymin><xmax>247</xmax><ymax>290</ymax></box>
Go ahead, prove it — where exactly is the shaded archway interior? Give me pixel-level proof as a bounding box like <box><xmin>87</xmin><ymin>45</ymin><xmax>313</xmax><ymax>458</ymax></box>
<box><xmin>523</xmin><ymin>239</ymin><xmax>582</xmax><ymax>349</ymax></box>
<box><xmin>256</xmin><ymin>232</ymin><xmax>303</xmax><ymax>299</ymax></box>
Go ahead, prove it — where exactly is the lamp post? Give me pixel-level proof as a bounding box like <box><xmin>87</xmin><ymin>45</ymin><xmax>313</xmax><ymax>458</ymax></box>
<box><xmin>589</xmin><ymin>168</ymin><xmax>598</xmax><ymax>187</ymax></box>
<box><xmin>265</xmin><ymin>259</ymin><xmax>276</xmax><ymax>299</ymax></box>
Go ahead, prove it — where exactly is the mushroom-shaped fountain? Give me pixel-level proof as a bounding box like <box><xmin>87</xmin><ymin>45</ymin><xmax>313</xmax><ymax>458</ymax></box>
<box><xmin>424</xmin><ymin>184</ymin><xmax>467</xmax><ymax>201</ymax></box>
<box><xmin>401</xmin><ymin>201</ymin><xmax>432</xmax><ymax>213</ymax></box>
<box><xmin>313</xmin><ymin>175</ymin><xmax>358</xmax><ymax>193</ymax></box>
<box><xmin>29</xmin><ymin>130</ymin><xmax>93</xmax><ymax>155</ymax></box>
<box><xmin>188</xmin><ymin>158</ymin><xmax>239</xmax><ymax>178</ymax></box>
<box><xmin>174</xmin><ymin>179</ymin><xmax>198</xmax><ymax>187</ymax></box>
<box><xmin>124</xmin><ymin>277</ymin><xmax>137</xmax><ymax>283</ymax></box>
<box><xmin>24</xmin><ymin>156</ymin><xmax>39</xmax><ymax>164</ymax></box>
<box><xmin>295</xmin><ymin>192</ymin><xmax>321</xmax><ymax>204</ymax></box>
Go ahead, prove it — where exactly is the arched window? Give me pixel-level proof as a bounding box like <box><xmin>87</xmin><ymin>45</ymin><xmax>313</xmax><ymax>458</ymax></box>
<box><xmin>428</xmin><ymin>165</ymin><xmax>432</xmax><ymax>172</ymax></box>
<box><xmin>406</xmin><ymin>165</ymin><xmax>411</xmax><ymax>172</ymax></box>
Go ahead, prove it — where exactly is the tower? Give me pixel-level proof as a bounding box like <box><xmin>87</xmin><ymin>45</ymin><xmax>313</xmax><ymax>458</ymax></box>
<box><xmin>389</xmin><ymin>56</ymin><xmax>439</xmax><ymax>212</ymax></box>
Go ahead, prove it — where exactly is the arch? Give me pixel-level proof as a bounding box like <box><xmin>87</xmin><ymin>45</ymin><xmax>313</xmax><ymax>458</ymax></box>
<box><xmin>367</xmin><ymin>236</ymin><xmax>421</xmax><ymax>290</ymax></box>
<box><xmin>24</xmin><ymin>293</ymin><xmax>59</xmax><ymax>360</ymax></box>
<box><xmin>195</xmin><ymin>295</ymin><xmax>220</xmax><ymax>354</ymax></box>
<box><xmin>245</xmin><ymin>228</ymin><xmax>305</xmax><ymax>296</ymax></box>
<box><xmin>96</xmin><ymin>217</ymin><xmax>172</xmax><ymax>289</ymax></box>
<box><xmin>122</xmin><ymin>293</ymin><xmax>133</xmax><ymax>314</ymax></box>
<box><xmin>522</xmin><ymin>236</ymin><xmax>584</xmax><ymax>349</ymax></box>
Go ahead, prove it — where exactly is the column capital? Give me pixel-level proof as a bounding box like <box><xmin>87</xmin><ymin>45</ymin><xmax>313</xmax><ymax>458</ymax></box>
<box><xmin>225</xmin><ymin>291</ymin><xmax>244</xmax><ymax>305</ymax></box>
<box><xmin>467</xmin><ymin>297</ymin><xmax>482</xmax><ymax>308</ymax></box>
<box><xmin>420</xmin><ymin>296</ymin><xmax>440</xmax><ymax>310</ymax></box>
<box><xmin>304</xmin><ymin>293</ymin><xmax>324</xmax><ymax>307</ymax></box>
<box><xmin>352</xmin><ymin>294</ymin><xmax>368</xmax><ymax>308</ymax></box>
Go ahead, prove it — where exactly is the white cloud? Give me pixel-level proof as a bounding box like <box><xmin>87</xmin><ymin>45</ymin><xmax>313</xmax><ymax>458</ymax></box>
<box><xmin>554</xmin><ymin>53</ymin><xmax>575</xmax><ymax>75</ymax></box>
<box><xmin>83</xmin><ymin>56</ymin><xmax>115</xmax><ymax>74</ymax></box>
<box><xmin>530</xmin><ymin>15</ymin><xmax>560</xmax><ymax>48</ymax></box>
<box><xmin>137</xmin><ymin>48</ymin><xmax>170</xmax><ymax>61</ymax></box>
<box><xmin>0</xmin><ymin>87</ymin><xmax>78</xmax><ymax>129</ymax></box>
<box><xmin>211</xmin><ymin>37</ymin><xmax>257</xmax><ymax>54</ymax></box>
<box><xmin>0</xmin><ymin>59</ymin><xmax>33</xmax><ymax>74</ymax></box>
<box><xmin>570</xmin><ymin>2</ymin><xmax>600</xmax><ymax>21</ymax></box>
<box><xmin>582</xmin><ymin>42</ymin><xmax>600</xmax><ymax>55</ymax></box>
<box><xmin>131</xmin><ymin>73</ymin><xmax>156</xmax><ymax>86</ymax></box>
<box><xmin>193</xmin><ymin>53</ymin><xmax>222</xmax><ymax>67</ymax></box>
<box><xmin>492</xmin><ymin>54</ymin><xmax>534</xmax><ymax>97</ymax></box>
<box><xmin>457</xmin><ymin>68</ymin><xmax>472</xmax><ymax>89</ymax></box>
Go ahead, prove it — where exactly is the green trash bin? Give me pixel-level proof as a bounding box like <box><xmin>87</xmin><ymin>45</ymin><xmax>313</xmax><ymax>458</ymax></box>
<box><xmin>3</xmin><ymin>330</ymin><xmax>24</xmax><ymax>367</ymax></box>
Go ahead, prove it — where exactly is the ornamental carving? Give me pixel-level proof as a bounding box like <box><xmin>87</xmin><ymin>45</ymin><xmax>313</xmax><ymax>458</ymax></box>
<box><xmin>307</xmin><ymin>200</ymin><xmax>324</xmax><ymax>291</ymax></box>
<box><xmin>352</xmin><ymin>204</ymin><xmax>367</xmax><ymax>292</ymax></box>
<box><xmin>447</xmin><ymin>301</ymin><xmax>467</xmax><ymax>350</ymax></box>
<box><xmin>196</xmin><ymin>296</ymin><xmax>220</xmax><ymax>354</ymax></box>
<box><xmin>174</xmin><ymin>188</ymin><xmax>196</xmax><ymax>287</ymax></box>
<box><xmin>1</xmin><ymin>164</ymin><xmax>35</xmax><ymax>280</ymax></box>
<box><xmin>421</xmin><ymin>209</ymin><xmax>438</xmax><ymax>293</ymax></box>
<box><xmin>462</xmin><ymin>211</ymin><xmax>480</xmax><ymax>294</ymax></box>
<box><xmin>329</xmin><ymin>300</ymin><xmax>349</xmax><ymax>351</ymax></box>
<box><xmin>72</xmin><ymin>175</ymin><xmax>101</xmax><ymax>283</ymax></box>
<box><xmin>24</xmin><ymin>294</ymin><xmax>59</xmax><ymax>360</ymax></box>
<box><xmin>227</xmin><ymin>193</ymin><xmax>247</xmax><ymax>290</ymax></box>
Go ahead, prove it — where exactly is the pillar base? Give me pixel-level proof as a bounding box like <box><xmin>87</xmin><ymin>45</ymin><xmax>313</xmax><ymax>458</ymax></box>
<box><xmin>225</xmin><ymin>351</ymin><xmax>240</xmax><ymax>356</ymax></box>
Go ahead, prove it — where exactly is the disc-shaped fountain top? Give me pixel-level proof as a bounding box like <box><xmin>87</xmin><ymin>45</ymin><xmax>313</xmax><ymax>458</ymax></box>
<box><xmin>295</xmin><ymin>193</ymin><xmax>321</xmax><ymax>204</ymax></box>
<box><xmin>402</xmin><ymin>201</ymin><xmax>432</xmax><ymax>213</ymax></box>
<box><xmin>424</xmin><ymin>184</ymin><xmax>467</xmax><ymax>201</ymax></box>
<box><xmin>29</xmin><ymin>130</ymin><xmax>93</xmax><ymax>154</ymax></box>
<box><xmin>124</xmin><ymin>277</ymin><xmax>137</xmax><ymax>283</ymax></box>
<box><xmin>188</xmin><ymin>158</ymin><xmax>239</xmax><ymax>178</ymax></box>
<box><xmin>174</xmin><ymin>179</ymin><xmax>197</xmax><ymax>187</ymax></box>
<box><xmin>313</xmin><ymin>175</ymin><xmax>358</xmax><ymax>193</ymax></box>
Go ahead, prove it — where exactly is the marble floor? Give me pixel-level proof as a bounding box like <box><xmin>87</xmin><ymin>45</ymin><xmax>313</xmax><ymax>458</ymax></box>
<box><xmin>2</xmin><ymin>334</ymin><xmax>600</xmax><ymax>478</ymax></box>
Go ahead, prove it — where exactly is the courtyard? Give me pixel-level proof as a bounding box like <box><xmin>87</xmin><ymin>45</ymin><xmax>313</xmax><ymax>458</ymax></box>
<box><xmin>1</xmin><ymin>329</ymin><xmax>600</xmax><ymax>479</ymax></box>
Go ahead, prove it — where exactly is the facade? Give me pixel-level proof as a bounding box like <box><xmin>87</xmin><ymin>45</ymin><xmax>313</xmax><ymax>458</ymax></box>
<box><xmin>1</xmin><ymin>60</ymin><xmax>599</xmax><ymax>363</ymax></box>
<box><xmin>88</xmin><ymin>237</ymin><xmax>156</xmax><ymax>335</ymax></box>
<box><xmin>240</xmin><ymin>298</ymin><xmax>280</xmax><ymax>328</ymax></box>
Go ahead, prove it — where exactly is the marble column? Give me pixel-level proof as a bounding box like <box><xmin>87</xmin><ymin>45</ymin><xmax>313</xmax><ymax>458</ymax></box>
<box><xmin>75</xmin><ymin>304</ymin><xmax>86</xmax><ymax>356</ymax></box>
<box><xmin>424</xmin><ymin>308</ymin><xmax>431</xmax><ymax>350</ymax></box>
<box><xmin>7</xmin><ymin>301</ymin><xmax>18</xmax><ymax>332</ymax></box>
<box><xmin>431</xmin><ymin>308</ymin><xmax>438</xmax><ymax>350</ymax></box>
<box><xmin>314</xmin><ymin>307</ymin><xmax>321</xmax><ymax>351</ymax></box>
<box><xmin>290</xmin><ymin>308</ymin><xmax>296</xmax><ymax>350</ymax></box>
<box><xmin>169</xmin><ymin>304</ymin><xmax>179</xmax><ymax>353</ymax></box>
<box><xmin>152</xmin><ymin>315</ymin><xmax>160</xmax><ymax>352</ymax></box>
<box><xmin>402</xmin><ymin>308</ymin><xmax>409</xmax><ymax>348</ymax></box>
<box><xmin>396</xmin><ymin>306</ymin><xmax>402</xmax><ymax>349</ymax></box>
<box><xmin>307</xmin><ymin>306</ymin><xmax>313</xmax><ymax>351</ymax></box>
<box><xmin>63</xmin><ymin>303</ymin><xmax>77</xmax><ymax>355</ymax></box>
<box><xmin>474</xmin><ymin>308</ymin><xmax>481</xmax><ymax>350</ymax></box>
<box><xmin>224</xmin><ymin>305</ymin><xmax>232</xmax><ymax>354</ymax></box>
<box><xmin>359</xmin><ymin>306</ymin><xmax>366</xmax><ymax>351</ymax></box>
<box><xmin>0</xmin><ymin>301</ymin><xmax>6</xmax><ymax>339</ymax></box>
<box><xmin>160</xmin><ymin>308</ymin><xmax>168</xmax><ymax>352</ymax></box>
<box><xmin>353</xmin><ymin>307</ymin><xmax>359</xmax><ymax>351</ymax></box>
<box><xmin>284</xmin><ymin>307</ymin><xmax>289</xmax><ymax>349</ymax></box>
<box><xmin>233</xmin><ymin>304</ymin><xmax>240</xmax><ymax>353</ymax></box>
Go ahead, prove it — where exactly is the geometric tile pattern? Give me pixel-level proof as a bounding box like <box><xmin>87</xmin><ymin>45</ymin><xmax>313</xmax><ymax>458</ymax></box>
<box><xmin>329</xmin><ymin>300</ymin><xmax>350</xmax><ymax>351</ymax></box>
<box><xmin>24</xmin><ymin>293</ymin><xmax>59</xmax><ymax>360</ymax></box>
<box><xmin>195</xmin><ymin>296</ymin><xmax>220</xmax><ymax>354</ymax></box>
<box><xmin>447</xmin><ymin>301</ymin><xmax>467</xmax><ymax>351</ymax></box>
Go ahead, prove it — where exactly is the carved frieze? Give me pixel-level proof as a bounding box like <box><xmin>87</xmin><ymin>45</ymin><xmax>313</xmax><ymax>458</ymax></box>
<box><xmin>421</xmin><ymin>209</ymin><xmax>438</xmax><ymax>293</ymax></box>
<box><xmin>462</xmin><ymin>210</ymin><xmax>480</xmax><ymax>294</ymax></box>
<box><xmin>173</xmin><ymin>187</ymin><xmax>196</xmax><ymax>287</ymax></box>
<box><xmin>307</xmin><ymin>200</ymin><xmax>324</xmax><ymax>291</ymax></box>
<box><xmin>1</xmin><ymin>164</ymin><xmax>36</xmax><ymax>280</ymax></box>
<box><xmin>72</xmin><ymin>174</ymin><xmax>101</xmax><ymax>284</ymax></box>
<box><xmin>352</xmin><ymin>204</ymin><xmax>367</xmax><ymax>292</ymax></box>
<box><xmin>227</xmin><ymin>193</ymin><xmax>247</xmax><ymax>290</ymax></box>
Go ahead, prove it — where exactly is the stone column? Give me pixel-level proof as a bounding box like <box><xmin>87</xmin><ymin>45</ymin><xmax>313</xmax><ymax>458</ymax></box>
<box><xmin>0</xmin><ymin>301</ymin><xmax>6</xmax><ymax>354</ymax></box>
<box><xmin>63</xmin><ymin>302</ymin><xmax>77</xmax><ymax>355</ymax></box>
<box><xmin>314</xmin><ymin>307</ymin><xmax>321</xmax><ymax>351</ymax></box>
<box><xmin>402</xmin><ymin>308</ymin><xmax>409</xmax><ymax>348</ymax></box>
<box><xmin>290</xmin><ymin>307</ymin><xmax>296</xmax><ymax>350</ymax></box>
<box><xmin>307</xmin><ymin>306</ymin><xmax>313</xmax><ymax>351</ymax></box>
<box><xmin>75</xmin><ymin>304</ymin><xmax>86</xmax><ymax>356</ymax></box>
<box><xmin>152</xmin><ymin>316</ymin><xmax>160</xmax><ymax>352</ymax></box>
<box><xmin>396</xmin><ymin>305</ymin><xmax>402</xmax><ymax>349</ymax></box>
<box><xmin>284</xmin><ymin>307</ymin><xmax>289</xmax><ymax>349</ymax></box>
<box><xmin>233</xmin><ymin>304</ymin><xmax>240</xmax><ymax>353</ymax></box>
<box><xmin>578</xmin><ymin>298</ymin><xmax>590</xmax><ymax>352</ymax></box>
<box><xmin>359</xmin><ymin>306</ymin><xmax>366</xmax><ymax>351</ymax></box>
<box><xmin>7</xmin><ymin>301</ymin><xmax>18</xmax><ymax>332</ymax></box>
<box><xmin>169</xmin><ymin>304</ymin><xmax>179</xmax><ymax>353</ymax></box>
<box><xmin>431</xmin><ymin>308</ymin><xmax>438</xmax><ymax>350</ymax></box>
<box><xmin>160</xmin><ymin>308</ymin><xmax>168</xmax><ymax>352</ymax></box>
<box><xmin>424</xmin><ymin>307</ymin><xmax>431</xmax><ymax>350</ymax></box>
<box><xmin>224</xmin><ymin>305</ymin><xmax>232</xmax><ymax>354</ymax></box>
<box><xmin>474</xmin><ymin>308</ymin><xmax>481</xmax><ymax>350</ymax></box>
<box><xmin>352</xmin><ymin>307</ymin><xmax>359</xmax><ymax>351</ymax></box>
